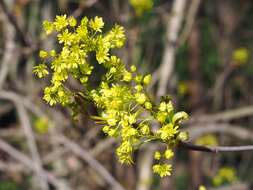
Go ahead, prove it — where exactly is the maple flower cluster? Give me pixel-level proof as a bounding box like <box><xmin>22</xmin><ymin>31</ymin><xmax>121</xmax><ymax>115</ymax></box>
<box><xmin>34</xmin><ymin>15</ymin><xmax>189</xmax><ymax>177</ymax></box>
<box><xmin>130</xmin><ymin>0</ymin><xmax>153</xmax><ymax>16</ymax></box>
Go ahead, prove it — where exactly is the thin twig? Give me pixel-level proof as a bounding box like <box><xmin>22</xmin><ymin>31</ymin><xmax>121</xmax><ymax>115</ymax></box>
<box><xmin>157</xmin><ymin>0</ymin><xmax>187</xmax><ymax>97</ymax></box>
<box><xmin>0</xmin><ymin>0</ymin><xmax>32</xmax><ymax>47</ymax></box>
<box><xmin>178</xmin><ymin>0</ymin><xmax>201</xmax><ymax>45</ymax></box>
<box><xmin>0</xmin><ymin>91</ymin><xmax>49</xmax><ymax>190</ymax></box>
<box><xmin>179</xmin><ymin>141</ymin><xmax>253</xmax><ymax>153</ymax></box>
<box><xmin>185</xmin><ymin>123</ymin><xmax>253</xmax><ymax>141</ymax></box>
<box><xmin>0</xmin><ymin>137</ymin><xmax>69</xmax><ymax>190</ymax></box>
<box><xmin>56</xmin><ymin>135</ymin><xmax>126</xmax><ymax>190</ymax></box>
<box><xmin>187</xmin><ymin>105</ymin><xmax>253</xmax><ymax>124</ymax></box>
<box><xmin>0</xmin><ymin>6</ymin><xmax>16</xmax><ymax>89</ymax></box>
<box><xmin>71</xmin><ymin>0</ymin><xmax>100</xmax><ymax>18</ymax></box>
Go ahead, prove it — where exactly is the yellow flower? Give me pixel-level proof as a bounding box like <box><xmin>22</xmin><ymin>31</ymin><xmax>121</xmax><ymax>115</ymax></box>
<box><xmin>42</xmin><ymin>20</ymin><xmax>54</xmax><ymax>35</ymax></box>
<box><xmin>153</xmin><ymin>164</ymin><xmax>172</xmax><ymax>177</ymax></box>
<box><xmin>196</xmin><ymin>134</ymin><xmax>218</xmax><ymax>146</ymax></box>
<box><xmin>123</xmin><ymin>71</ymin><xmax>132</xmax><ymax>82</ymax></box>
<box><xmin>232</xmin><ymin>47</ymin><xmax>249</xmax><ymax>65</ymax></box>
<box><xmin>164</xmin><ymin>149</ymin><xmax>174</xmax><ymax>160</ymax></box>
<box><xmin>154</xmin><ymin>151</ymin><xmax>161</xmax><ymax>160</ymax></box>
<box><xmin>144</xmin><ymin>101</ymin><xmax>152</xmax><ymax>110</ymax></box>
<box><xmin>89</xmin><ymin>16</ymin><xmax>104</xmax><ymax>32</ymax></box>
<box><xmin>33</xmin><ymin>64</ymin><xmax>49</xmax><ymax>78</ymax></box>
<box><xmin>143</xmin><ymin>74</ymin><xmax>152</xmax><ymax>85</ymax></box>
<box><xmin>198</xmin><ymin>185</ymin><xmax>207</xmax><ymax>190</ymax></box>
<box><xmin>39</xmin><ymin>50</ymin><xmax>48</xmax><ymax>58</ymax></box>
<box><xmin>139</xmin><ymin>124</ymin><xmax>150</xmax><ymax>135</ymax></box>
<box><xmin>157</xmin><ymin>123</ymin><xmax>178</xmax><ymax>142</ymax></box>
<box><xmin>135</xmin><ymin>93</ymin><xmax>147</xmax><ymax>104</ymax></box>
<box><xmin>34</xmin><ymin>117</ymin><xmax>50</xmax><ymax>134</ymax></box>
<box><xmin>54</xmin><ymin>14</ymin><xmax>68</xmax><ymax>31</ymax></box>
<box><xmin>213</xmin><ymin>167</ymin><xmax>237</xmax><ymax>186</ymax></box>
<box><xmin>69</xmin><ymin>16</ymin><xmax>77</xmax><ymax>27</ymax></box>
<box><xmin>130</xmin><ymin>65</ymin><xmax>136</xmax><ymax>72</ymax></box>
<box><xmin>130</xmin><ymin>0</ymin><xmax>153</xmax><ymax>16</ymax></box>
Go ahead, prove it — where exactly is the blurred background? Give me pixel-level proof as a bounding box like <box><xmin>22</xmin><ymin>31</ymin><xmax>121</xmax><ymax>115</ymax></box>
<box><xmin>0</xmin><ymin>0</ymin><xmax>253</xmax><ymax>189</ymax></box>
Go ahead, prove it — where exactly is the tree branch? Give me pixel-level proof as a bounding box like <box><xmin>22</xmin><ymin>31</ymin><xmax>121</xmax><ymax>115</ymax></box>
<box><xmin>56</xmin><ymin>135</ymin><xmax>126</xmax><ymax>190</ymax></box>
<box><xmin>185</xmin><ymin>123</ymin><xmax>253</xmax><ymax>142</ymax></box>
<box><xmin>0</xmin><ymin>0</ymin><xmax>32</xmax><ymax>47</ymax></box>
<box><xmin>179</xmin><ymin>141</ymin><xmax>253</xmax><ymax>153</ymax></box>
<box><xmin>187</xmin><ymin>105</ymin><xmax>253</xmax><ymax>124</ymax></box>
<box><xmin>0</xmin><ymin>137</ymin><xmax>69</xmax><ymax>190</ymax></box>
<box><xmin>157</xmin><ymin>0</ymin><xmax>187</xmax><ymax>97</ymax></box>
<box><xmin>0</xmin><ymin>91</ymin><xmax>49</xmax><ymax>190</ymax></box>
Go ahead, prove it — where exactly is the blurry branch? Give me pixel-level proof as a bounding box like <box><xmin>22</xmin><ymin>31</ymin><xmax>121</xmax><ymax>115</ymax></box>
<box><xmin>137</xmin><ymin>145</ymin><xmax>157</xmax><ymax>190</ymax></box>
<box><xmin>43</xmin><ymin>138</ymin><xmax>115</xmax><ymax>165</ymax></box>
<box><xmin>0</xmin><ymin>161</ymin><xmax>25</xmax><ymax>172</ymax></box>
<box><xmin>0</xmin><ymin>103</ymin><xmax>13</xmax><ymax>115</ymax></box>
<box><xmin>157</xmin><ymin>0</ymin><xmax>187</xmax><ymax>97</ymax></box>
<box><xmin>0</xmin><ymin>137</ymin><xmax>69</xmax><ymax>190</ymax></box>
<box><xmin>179</xmin><ymin>141</ymin><xmax>253</xmax><ymax>153</ymax></box>
<box><xmin>178</xmin><ymin>0</ymin><xmax>201</xmax><ymax>45</ymax></box>
<box><xmin>213</xmin><ymin>64</ymin><xmax>235</xmax><ymax>110</ymax></box>
<box><xmin>0</xmin><ymin>0</ymin><xmax>32</xmax><ymax>47</ymax></box>
<box><xmin>0</xmin><ymin>128</ymin><xmax>23</xmax><ymax>138</ymax></box>
<box><xmin>187</xmin><ymin>105</ymin><xmax>253</xmax><ymax>124</ymax></box>
<box><xmin>0</xmin><ymin>6</ymin><xmax>15</xmax><ymax>89</ymax></box>
<box><xmin>89</xmin><ymin>138</ymin><xmax>115</xmax><ymax>157</ymax></box>
<box><xmin>71</xmin><ymin>0</ymin><xmax>100</xmax><ymax>18</ymax></box>
<box><xmin>56</xmin><ymin>135</ymin><xmax>125</xmax><ymax>190</ymax></box>
<box><xmin>186</xmin><ymin>123</ymin><xmax>253</xmax><ymax>141</ymax></box>
<box><xmin>0</xmin><ymin>91</ymin><xmax>49</xmax><ymax>190</ymax></box>
<box><xmin>210</xmin><ymin>183</ymin><xmax>249</xmax><ymax>190</ymax></box>
<box><xmin>150</xmin><ymin>0</ymin><xmax>199</xmax><ymax>89</ymax></box>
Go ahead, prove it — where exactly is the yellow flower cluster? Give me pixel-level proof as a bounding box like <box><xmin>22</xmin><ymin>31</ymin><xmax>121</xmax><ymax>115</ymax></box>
<box><xmin>213</xmin><ymin>167</ymin><xmax>237</xmax><ymax>187</ymax></box>
<box><xmin>232</xmin><ymin>47</ymin><xmax>249</xmax><ymax>65</ymax></box>
<box><xmin>130</xmin><ymin>0</ymin><xmax>153</xmax><ymax>16</ymax></box>
<box><xmin>34</xmin><ymin>15</ymin><xmax>189</xmax><ymax>177</ymax></box>
<box><xmin>196</xmin><ymin>134</ymin><xmax>218</xmax><ymax>146</ymax></box>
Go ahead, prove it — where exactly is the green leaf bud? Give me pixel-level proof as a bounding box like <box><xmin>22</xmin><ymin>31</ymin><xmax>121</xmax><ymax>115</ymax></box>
<box><xmin>178</xmin><ymin>131</ymin><xmax>189</xmax><ymax>141</ymax></box>
<box><xmin>172</xmin><ymin>111</ymin><xmax>189</xmax><ymax>124</ymax></box>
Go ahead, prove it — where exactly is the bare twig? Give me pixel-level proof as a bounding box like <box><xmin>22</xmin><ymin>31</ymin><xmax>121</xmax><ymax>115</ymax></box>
<box><xmin>0</xmin><ymin>6</ymin><xmax>16</xmax><ymax>89</ymax></box>
<box><xmin>186</xmin><ymin>123</ymin><xmax>253</xmax><ymax>141</ymax></box>
<box><xmin>0</xmin><ymin>0</ymin><xmax>32</xmax><ymax>47</ymax></box>
<box><xmin>137</xmin><ymin>145</ymin><xmax>157</xmax><ymax>190</ymax></box>
<box><xmin>178</xmin><ymin>0</ymin><xmax>201</xmax><ymax>45</ymax></box>
<box><xmin>209</xmin><ymin>183</ymin><xmax>249</xmax><ymax>190</ymax></box>
<box><xmin>56</xmin><ymin>135</ymin><xmax>126</xmax><ymax>190</ymax></box>
<box><xmin>187</xmin><ymin>105</ymin><xmax>253</xmax><ymax>124</ymax></box>
<box><xmin>179</xmin><ymin>141</ymin><xmax>253</xmax><ymax>153</ymax></box>
<box><xmin>0</xmin><ymin>137</ymin><xmax>69</xmax><ymax>190</ymax></box>
<box><xmin>0</xmin><ymin>91</ymin><xmax>49</xmax><ymax>190</ymax></box>
<box><xmin>89</xmin><ymin>138</ymin><xmax>115</xmax><ymax>157</ymax></box>
<box><xmin>71</xmin><ymin>0</ymin><xmax>100</xmax><ymax>18</ymax></box>
<box><xmin>157</xmin><ymin>0</ymin><xmax>187</xmax><ymax>97</ymax></box>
